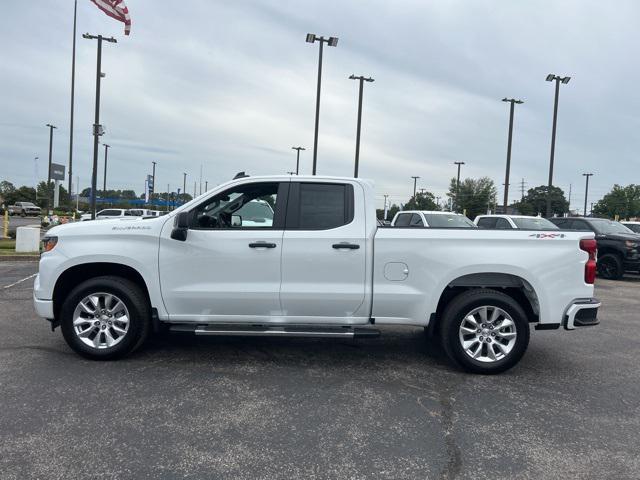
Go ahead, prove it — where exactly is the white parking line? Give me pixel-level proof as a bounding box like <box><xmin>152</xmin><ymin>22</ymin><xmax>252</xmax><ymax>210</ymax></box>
<box><xmin>2</xmin><ymin>273</ymin><xmax>37</xmax><ymax>290</ymax></box>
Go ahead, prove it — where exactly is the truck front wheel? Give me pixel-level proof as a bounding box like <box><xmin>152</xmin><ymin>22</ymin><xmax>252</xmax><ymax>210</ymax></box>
<box><xmin>60</xmin><ymin>276</ymin><xmax>150</xmax><ymax>360</ymax></box>
<box><xmin>440</xmin><ymin>289</ymin><xmax>530</xmax><ymax>374</ymax></box>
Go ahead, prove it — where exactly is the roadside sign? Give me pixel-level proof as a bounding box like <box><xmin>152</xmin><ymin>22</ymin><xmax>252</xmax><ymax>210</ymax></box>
<box><xmin>51</xmin><ymin>163</ymin><xmax>65</xmax><ymax>181</ymax></box>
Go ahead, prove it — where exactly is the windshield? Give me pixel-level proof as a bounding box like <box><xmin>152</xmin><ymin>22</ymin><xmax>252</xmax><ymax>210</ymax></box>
<box><xmin>590</xmin><ymin>219</ymin><xmax>634</xmax><ymax>235</ymax></box>
<box><xmin>21</xmin><ymin>202</ymin><xmax>36</xmax><ymax>207</ymax></box>
<box><xmin>512</xmin><ymin>217</ymin><xmax>559</xmax><ymax>230</ymax></box>
<box><xmin>424</xmin><ymin>214</ymin><xmax>476</xmax><ymax>228</ymax></box>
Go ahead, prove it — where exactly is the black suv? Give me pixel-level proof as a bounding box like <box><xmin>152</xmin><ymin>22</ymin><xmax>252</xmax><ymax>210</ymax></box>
<box><xmin>549</xmin><ymin>217</ymin><xmax>640</xmax><ymax>279</ymax></box>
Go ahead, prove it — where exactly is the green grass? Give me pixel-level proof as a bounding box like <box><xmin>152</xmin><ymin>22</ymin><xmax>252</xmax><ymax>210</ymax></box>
<box><xmin>0</xmin><ymin>239</ymin><xmax>16</xmax><ymax>250</ymax></box>
<box><xmin>0</xmin><ymin>249</ymin><xmax>38</xmax><ymax>256</ymax></box>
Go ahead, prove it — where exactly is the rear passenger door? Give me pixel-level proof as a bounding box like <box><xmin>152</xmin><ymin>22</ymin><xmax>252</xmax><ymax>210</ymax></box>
<box><xmin>279</xmin><ymin>181</ymin><xmax>368</xmax><ymax>322</ymax></box>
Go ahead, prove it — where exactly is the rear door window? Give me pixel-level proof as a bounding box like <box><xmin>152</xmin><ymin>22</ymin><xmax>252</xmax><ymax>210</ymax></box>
<box><xmin>286</xmin><ymin>183</ymin><xmax>354</xmax><ymax>230</ymax></box>
<box><xmin>477</xmin><ymin>217</ymin><xmax>497</xmax><ymax>229</ymax></box>
<box><xmin>495</xmin><ymin>218</ymin><xmax>512</xmax><ymax>229</ymax></box>
<box><xmin>394</xmin><ymin>213</ymin><xmax>411</xmax><ymax>227</ymax></box>
<box><xmin>409</xmin><ymin>213</ymin><xmax>424</xmax><ymax>227</ymax></box>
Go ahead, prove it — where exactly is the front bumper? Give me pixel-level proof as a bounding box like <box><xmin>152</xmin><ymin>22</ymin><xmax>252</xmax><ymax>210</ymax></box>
<box><xmin>563</xmin><ymin>298</ymin><xmax>601</xmax><ymax>330</ymax></box>
<box><xmin>33</xmin><ymin>294</ymin><xmax>54</xmax><ymax>319</ymax></box>
<box><xmin>33</xmin><ymin>274</ymin><xmax>54</xmax><ymax>319</ymax></box>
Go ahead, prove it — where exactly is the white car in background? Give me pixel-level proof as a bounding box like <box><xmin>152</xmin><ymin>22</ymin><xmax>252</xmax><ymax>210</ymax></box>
<box><xmin>621</xmin><ymin>221</ymin><xmax>640</xmax><ymax>234</ymax></box>
<box><xmin>475</xmin><ymin>214</ymin><xmax>559</xmax><ymax>230</ymax></box>
<box><xmin>80</xmin><ymin>209</ymin><xmax>130</xmax><ymax>221</ymax></box>
<box><xmin>127</xmin><ymin>209</ymin><xmax>166</xmax><ymax>217</ymax></box>
<box><xmin>391</xmin><ymin>210</ymin><xmax>476</xmax><ymax>228</ymax></box>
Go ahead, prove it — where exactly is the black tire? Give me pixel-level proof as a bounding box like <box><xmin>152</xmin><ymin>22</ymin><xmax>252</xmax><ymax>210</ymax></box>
<box><xmin>20</xmin><ymin>210</ymin><xmax>26</xmax><ymax>217</ymax></box>
<box><xmin>440</xmin><ymin>289</ymin><xmax>530</xmax><ymax>374</ymax></box>
<box><xmin>60</xmin><ymin>276</ymin><xmax>150</xmax><ymax>360</ymax></box>
<box><xmin>597</xmin><ymin>253</ymin><xmax>624</xmax><ymax>280</ymax></box>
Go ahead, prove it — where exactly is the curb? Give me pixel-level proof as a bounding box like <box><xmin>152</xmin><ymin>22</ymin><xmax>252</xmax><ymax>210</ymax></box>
<box><xmin>0</xmin><ymin>255</ymin><xmax>39</xmax><ymax>262</ymax></box>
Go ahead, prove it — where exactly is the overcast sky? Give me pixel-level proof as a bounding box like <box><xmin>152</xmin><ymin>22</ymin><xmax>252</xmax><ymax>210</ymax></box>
<box><xmin>2</xmin><ymin>0</ymin><xmax>638</xmax><ymax>209</ymax></box>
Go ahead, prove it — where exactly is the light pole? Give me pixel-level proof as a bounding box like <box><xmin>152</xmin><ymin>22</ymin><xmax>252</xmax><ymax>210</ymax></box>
<box><xmin>411</xmin><ymin>176</ymin><xmax>420</xmax><ymax>198</ymax></box>
<box><xmin>182</xmin><ymin>172</ymin><xmax>187</xmax><ymax>201</ymax></box>
<box><xmin>102</xmin><ymin>144</ymin><xmax>110</xmax><ymax>194</ymax></box>
<box><xmin>205</xmin><ymin>180</ymin><xmax>208</xmax><ymax>192</ymax></box>
<box><xmin>306</xmin><ymin>33</ymin><xmax>339</xmax><ymax>175</ymax></box>
<box><xmin>501</xmin><ymin>98</ymin><xmax>523</xmax><ymax>211</ymax></box>
<box><xmin>292</xmin><ymin>147</ymin><xmax>305</xmax><ymax>175</ymax></box>
<box><xmin>545</xmin><ymin>74</ymin><xmax>571</xmax><ymax>217</ymax></box>
<box><xmin>454</xmin><ymin>161</ymin><xmax>465</xmax><ymax>212</ymax></box>
<box><xmin>583</xmin><ymin>173</ymin><xmax>593</xmax><ymax>217</ymax></box>
<box><xmin>349</xmin><ymin>74</ymin><xmax>374</xmax><ymax>178</ymax></box>
<box><xmin>83</xmin><ymin>33</ymin><xmax>117</xmax><ymax>220</ymax></box>
<box><xmin>45</xmin><ymin>124</ymin><xmax>57</xmax><ymax>213</ymax></box>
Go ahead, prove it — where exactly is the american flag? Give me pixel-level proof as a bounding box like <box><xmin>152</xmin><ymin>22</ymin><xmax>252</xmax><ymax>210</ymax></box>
<box><xmin>89</xmin><ymin>0</ymin><xmax>132</xmax><ymax>36</ymax></box>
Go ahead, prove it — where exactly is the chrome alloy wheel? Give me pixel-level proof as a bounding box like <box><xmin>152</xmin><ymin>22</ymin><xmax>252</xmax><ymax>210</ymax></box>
<box><xmin>72</xmin><ymin>292</ymin><xmax>130</xmax><ymax>349</ymax></box>
<box><xmin>458</xmin><ymin>305</ymin><xmax>517</xmax><ymax>363</ymax></box>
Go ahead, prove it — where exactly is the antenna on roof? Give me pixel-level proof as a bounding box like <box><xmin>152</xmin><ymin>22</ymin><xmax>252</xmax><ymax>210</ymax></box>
<box><xmin>233</xmin><ymin>172</ymin><xmax>249</xmax><ymax>179</ymax></box>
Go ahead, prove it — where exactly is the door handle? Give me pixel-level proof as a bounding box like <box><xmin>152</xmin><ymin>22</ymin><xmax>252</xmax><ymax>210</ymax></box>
<box><xmin>332</xmin><ymin>243</ymin><xmax>360</xmax><ymax>250</ymax></box>
<box><xmin>249</xmin><ymin>242</ymin><xmax>277</xmax><ymax>248</ymax></box>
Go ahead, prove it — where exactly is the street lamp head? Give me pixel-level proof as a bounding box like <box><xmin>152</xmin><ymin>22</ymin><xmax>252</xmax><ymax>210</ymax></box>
<box><xmin>364</xmin><ymin>77</ymin><xmax>374</xmax><ymax>82</ymax></box>
<box><xmin>349</xmin><ymin>74</ymin><xmax>356</xmax><ymax>80</ymax></box>
<box><xmin>46</xmin><ymin>124</ymin><xmax>57</xmax><ymax>129</ymax></box>
<box><xmin>546</xmin><ymin>74</ymin><xmax>556</xmax><ymax>82</ymax></box>
<box><xmin>561</xmin><ymin>76</ymin><xmax>571</xmax><ymax>84</ymax></box>
<box><xmin>327</xmin><ymin>37</ymin><xmax>339</xmax><ymax>47</ymax></box>
<box><xmin>454</xmin><ymin>161</ymin><xmax>465</xmax><ymax>166</ymax></box>
<box><xmin>515</xmin><ymin>99</ymin><xmax>524</xmax><ymax>104</ymax></box>
<box><xmin>306</xmin><ymin>33</ymin><xmax>316</xmax><ymax>43</ymax></box>
<box><xmin>103</xmin><ymin>144</ymin><xmax>110</xmax><ymax>148</ymax></box>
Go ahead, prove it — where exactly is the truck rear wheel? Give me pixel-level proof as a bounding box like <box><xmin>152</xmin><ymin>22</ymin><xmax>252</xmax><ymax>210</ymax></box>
<box><xmin>60</xmin><ymin>276</ymin><xmax>150</xmax><ymax>360</ymax></box>
<box><xmin>597</xmin><ymin>253</ymin><xmax>623</xmax><ymax>280</ymax></box>
<box><xmin>440</xmin><ymin>289</ymin><xmax>530</xmax><ymax>374</ymax></box>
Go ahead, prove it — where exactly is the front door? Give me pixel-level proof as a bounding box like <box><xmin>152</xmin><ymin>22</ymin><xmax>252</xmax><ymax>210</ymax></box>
<box><xmin>159</xmin><ymin>181</ymin><xmax>288</xmax><ymax>322</ymax></box>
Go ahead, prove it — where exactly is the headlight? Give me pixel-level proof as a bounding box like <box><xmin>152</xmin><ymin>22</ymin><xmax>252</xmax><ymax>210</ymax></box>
<box><xmin>625</xmin><ymin>240</ymin><xmax>638</xmax><ymax>249</ymax></box>
<box><xmin>42</xmin><ymin>236</ymin><xmax>58</xmax><ymax>252</ymax></box>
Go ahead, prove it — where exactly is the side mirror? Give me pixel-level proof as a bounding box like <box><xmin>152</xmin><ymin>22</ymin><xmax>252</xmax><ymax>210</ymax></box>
<box><xmin>171</xmin><ymin>211</ymin><xmax>190</xmax><ymax>241</ymax></box>
<box><xmin>231</xmin><ymin>215</ymin><xmax>242</xmax><ymax>227</ymax></box>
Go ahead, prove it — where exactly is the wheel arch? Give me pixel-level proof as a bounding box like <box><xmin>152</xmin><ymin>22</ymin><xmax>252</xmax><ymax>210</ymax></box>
<box><xmin>52</xmin><ymin>262</ymin><xmax>151</xmax><ymax>321</ymax></box>
<box><xmin>430</xmin><ymin>273</ymin><xmax>540</xmax><ymax>334</ymax></box>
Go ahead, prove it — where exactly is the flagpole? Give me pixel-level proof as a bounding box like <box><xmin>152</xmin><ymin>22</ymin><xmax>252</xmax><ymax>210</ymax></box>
<box><xmin>68</xmin><ymin>0</ymin><xmax>78</xmax><ymax>198</ymax></box>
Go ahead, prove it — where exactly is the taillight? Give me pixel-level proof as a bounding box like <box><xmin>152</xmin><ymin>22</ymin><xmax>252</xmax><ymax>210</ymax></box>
<box><xmin>580</xmin><ymin>238</ymin><xmax>597</xmax><ymax>284</ymax></box>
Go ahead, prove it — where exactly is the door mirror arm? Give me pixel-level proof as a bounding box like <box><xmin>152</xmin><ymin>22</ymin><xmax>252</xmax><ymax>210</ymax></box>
<box><xmin>171</xmin><ymin>211</ymin><xmax>190</xmax><ymax>241</ymax></box>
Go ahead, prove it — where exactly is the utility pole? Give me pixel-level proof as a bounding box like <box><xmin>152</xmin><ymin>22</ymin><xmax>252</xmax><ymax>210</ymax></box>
<box><xmin>520</xmin><ymin>178</ymin><xmax>527</xmax><ymax>200</ymax></box>
<box><xmin>45</xmin><ymin>124</ymin><xmax>57</xmax><ymax>214</ymax></box>
<box><xmin>199</xmin><ymin>164</ymin><xmax>203</xmax><ymax>195</ymax></box>
<box><xmin>306</xmin><ymin>33</ymin><xmax>339</xmax><ymax>175</ymax></box>
<box><xmin>454</xmin><ymin>161</ymin><xmax>465</xmax><ymax>212</ymax></box>
<box><xmin>501</xmin><ymin>98</ymin><xmax>523</xmax><ymax>211</ymax></box>
<box><xmin>411</xmin><ymin>176</ymin><xmax>420</xmax><ymax>198</ymax></box>
<box><xmin>102</xmin><ymin>144</ymin><xmax>110</xmax><ymax>194</ymax></box>
<box><xmin>182</xmin><ymin>172</ymin><xmax>187</xmax><ymax>201</ymax></box>
<box><xmin>291</xmin><ymin>147</ymin><xmax>305</xmax><ymax>175</ymax></box>
<box><xmin>68</xmin><ymin>0</ymin><xmax>78</xmax><ymax>197</ymax></box>
<box><xmin>83</xmin><ymin>33</ymin><xmax>117</xmax><ymax>220</ymax></box>
<box><xmin>205</xmin><ymin>180</ymin><xmax>208</xmax><ymax>191</ymax></box>
<box><xmin>545</xmin><ymin>74</ymin><xmax>571</xmax><ymax>217</ymax></box>
<box><xmin>583</xmin><ymin>173</ymin><xmax>593</xmax><ymax>217</ymax></box>
<box><xmin>567</xmin><ymin>183</ymin><xmax>572</xmax><ymax>211</ymax></box>
<box><xmin>383</xmin><ymin>194</ymin><xmax>389</xmax><ymax>220</ymax></box>
<box><xmin>349</xmin><ymin>75</ymin><xmax>374</xmax><ymax>178</ymax></box>
<box><xmin>194</xmin><ymin>181</ymin><xmax>197</xmax><ymax>198</ymax></box>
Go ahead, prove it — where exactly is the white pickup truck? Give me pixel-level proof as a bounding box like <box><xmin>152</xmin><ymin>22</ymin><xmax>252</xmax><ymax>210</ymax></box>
<box><xmin>34</xmin><ymin>175</ymin><xmax>600</xmax><ymax>374</ymax></box>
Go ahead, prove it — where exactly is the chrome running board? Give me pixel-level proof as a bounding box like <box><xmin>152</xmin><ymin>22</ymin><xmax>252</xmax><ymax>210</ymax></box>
<box><xmin>170</xmin><ymin>324</ymin><xmax>380</xmax><ymax>339</ymax></box>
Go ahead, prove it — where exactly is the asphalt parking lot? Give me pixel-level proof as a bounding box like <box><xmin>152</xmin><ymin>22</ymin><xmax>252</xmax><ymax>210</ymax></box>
<box><xmin>1</xmin><ymin>262</ymin><xmax>639</xmax><ymax>479</ymax></box>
